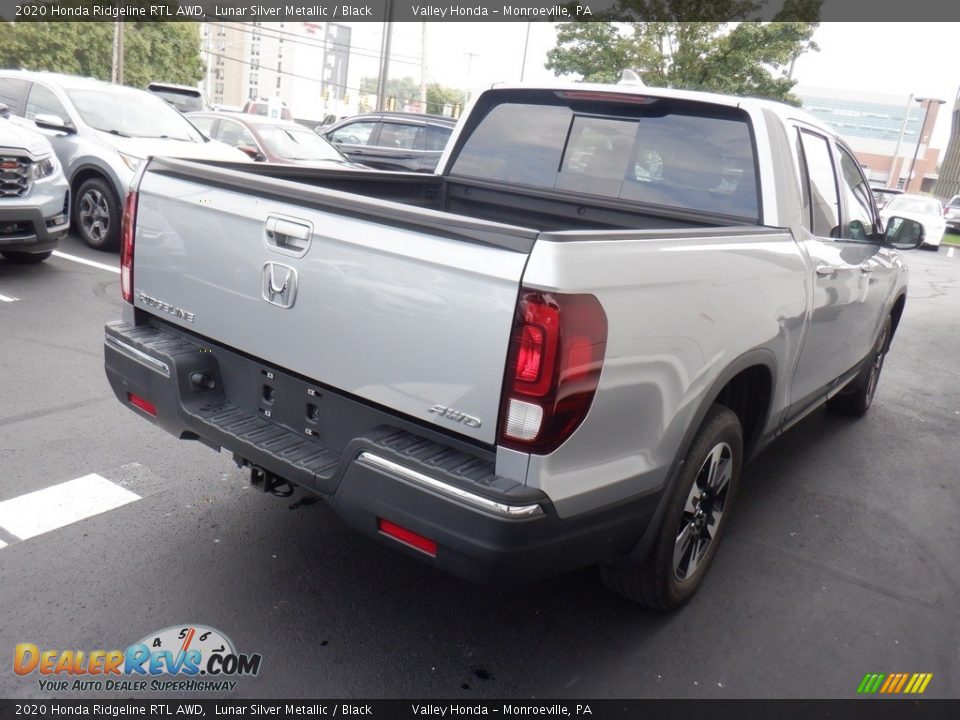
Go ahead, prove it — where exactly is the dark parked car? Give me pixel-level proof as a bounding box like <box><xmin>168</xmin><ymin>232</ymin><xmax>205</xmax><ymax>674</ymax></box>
<box><xmin>188</xmin><ymin>111</ymin><xmax>354</xmax><ymax>168</ymax></box>
<box><xmin>323</xmin><ymin>112</ymin><xmax>456</xmax><ymax>172</ymax></box>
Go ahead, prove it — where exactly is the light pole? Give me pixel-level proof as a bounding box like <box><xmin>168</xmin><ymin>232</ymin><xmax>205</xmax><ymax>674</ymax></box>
<box><xmin>906</xmin><ymin>97</ymin><xmax>946</xmax><ymax>193</ymax></box>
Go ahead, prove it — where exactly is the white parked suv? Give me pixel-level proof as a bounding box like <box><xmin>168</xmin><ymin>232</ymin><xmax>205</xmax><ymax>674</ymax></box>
<box><xmin>0</xmin><ymin>103</ymin><xmax>69</xmax><ymax>263</ymax></box>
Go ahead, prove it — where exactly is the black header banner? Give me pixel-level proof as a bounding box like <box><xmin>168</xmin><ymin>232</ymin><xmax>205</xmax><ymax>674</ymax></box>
<box><xmin>1</xmin><ymin>699</ymin><xmax>959</xmax><ymax>720</ymax></box>
<box><xmin>2</xmin><ymin>0</ymin><xmax>960</xmax><ymax>22</ymax></box>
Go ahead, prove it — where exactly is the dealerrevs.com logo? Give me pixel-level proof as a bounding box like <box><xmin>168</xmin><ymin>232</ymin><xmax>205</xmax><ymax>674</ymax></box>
<box><xmin>14</xmin><ymin>624</ymin><xmax>262</xmax><ymax>693</ymax></box>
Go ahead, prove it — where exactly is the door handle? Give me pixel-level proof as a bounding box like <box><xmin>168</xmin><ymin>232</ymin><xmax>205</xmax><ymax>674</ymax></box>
<box><xmin>859</xmin><ymin>263</ymin><xmax>874</xmax><ymax>274</ymax></box>
<box><xmin>265</xmin><ymin>216</ymin><xmax>312</xmax><ymax>257</ymax></box>
<box><xmin>815</xmin><ymin>264</ymin><xmax>838</xmax><ymax>277</ymax></box>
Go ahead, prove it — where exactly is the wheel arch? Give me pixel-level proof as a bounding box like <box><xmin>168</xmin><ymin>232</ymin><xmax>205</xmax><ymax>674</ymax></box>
<box><xmin>614</xmin><ymin>347</ymin><xmax>776</xmax><ymax>567</ymax></box>
<box><xmin>69</xmin><ymin>163</ymin><xmax>124</xmax><ymax>208</ymax></box>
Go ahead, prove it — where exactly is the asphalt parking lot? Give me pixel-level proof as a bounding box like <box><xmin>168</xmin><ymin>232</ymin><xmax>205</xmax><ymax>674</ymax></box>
<box><xmin>1</xmin><ymin>234</ymin><xmax>958</xmax><ymax>700</ymax></box>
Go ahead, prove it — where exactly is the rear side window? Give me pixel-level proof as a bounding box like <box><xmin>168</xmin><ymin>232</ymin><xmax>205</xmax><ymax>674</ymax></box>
<box><xmin>0</xmin><ymin>77</ymin><xmax>29</xmax><ymax>114</ymax></box>
<box><xmin>798</xmin><ymin>130</ymin><xmax>841</xmax><ymax>237</ymax></box>
<box><xmin>451</xmin><ymin>96</ymin><xmax>758</xmax><ymax>220</ymax></box>
<box><xmin>425</xmin><ymin>124</ymin><xmax>452</xmax><ymax>151</ymax></box>
<box><xmin>379</xmin><ymin>122</ymin><xmax>423</xmax><ymax>150</ymax></box>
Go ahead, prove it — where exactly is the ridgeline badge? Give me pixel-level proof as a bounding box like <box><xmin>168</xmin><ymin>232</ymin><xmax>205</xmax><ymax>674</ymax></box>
<box><xmin>14</xmin><ymin>624</ymin><xmax>262</xmax><ymax>693</ymax></box>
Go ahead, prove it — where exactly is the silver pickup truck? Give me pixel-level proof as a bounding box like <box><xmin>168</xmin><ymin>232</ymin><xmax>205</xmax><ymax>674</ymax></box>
<box><xmin>104</xmin><ymin>83</ymin><xmax>927</xmax><ymax>610</ymax></box>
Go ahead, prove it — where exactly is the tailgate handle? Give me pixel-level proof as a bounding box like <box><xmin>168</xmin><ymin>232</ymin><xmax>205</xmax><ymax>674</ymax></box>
<box><xmin>265</xmin><ymin>217</ymin><xmax>312</xmax><ymax>256</ymax></box>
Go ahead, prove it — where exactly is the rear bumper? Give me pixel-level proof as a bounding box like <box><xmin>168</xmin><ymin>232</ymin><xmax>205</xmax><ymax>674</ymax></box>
<box><xmin>104</xmin><ymin>318</ymin><xmax>657</xmax><ymax>584</ymax></box>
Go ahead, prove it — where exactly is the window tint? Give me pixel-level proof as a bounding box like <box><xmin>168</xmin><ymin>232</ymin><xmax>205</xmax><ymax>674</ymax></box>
<box><xmin>214</xmin><ymin>119</ymin><xmax>257</xmax><ymax>149</ymax></box>
<box><xmin>0</xmin><ymin>77</ymin><xmax>29</xmax><ymax>113</ymax></box>
<box><xmin>452</xmin><ymin>100</ymin><xmax>758</xmax><ymax>219</ymax></box>
<box><xmin>425</xmin><ymin>124</ymin><xmax>452</xmax><ymax>151</ymax></box>
<box><xmin>799</xmin><ymin>131</ymin><xmax>840</xmax><ymax>237</ymax></box>
<box><xmin>378</xmin><ymin>122</ymin><xmax>423</xmax><ymax>150</ymax></box>
<box><xmin>453</xmin><ymin>103</ymin><xmax>571</xmax><ymax>188</ymax></box>
<box><xmin>328</xmin><ymin>121</ymin><xmax>377</xmax><ymax>146</ymax></box>
<box><xmin>25</xmin><ymin>83</ymin><xmax>69</xmax><ymax>121</ymax></box>
<box><xmin>189</xmin><ymin>116</ymin><xmax>216</xmax><ymax>135</ymax></box>
<box><xmin>837</xmin><ymin>145</ymin><xmax>875</xmax><ymax>240</ymax></box>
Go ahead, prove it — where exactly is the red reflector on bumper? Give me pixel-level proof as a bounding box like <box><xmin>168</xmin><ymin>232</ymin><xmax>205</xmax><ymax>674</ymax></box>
<box><xmin>127</xmin><ymin>392</ymin><xmax>157</xmax><ymax>417</ymax></box>
<box><xmin>378</xmin><ymin>518</ymin><xmax>437</xmax><ymax>557</ymax></box>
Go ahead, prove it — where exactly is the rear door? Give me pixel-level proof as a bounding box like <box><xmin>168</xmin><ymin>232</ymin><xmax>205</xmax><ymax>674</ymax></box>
<box><xmin>132</xmin><ymin>159</ymin><xmax>536</xmax><ymax>444</ymax></box>
<box><xmin>788</xmin><ymin>127</ymin><xmax>870</xmax><ymax>414</ymax></box>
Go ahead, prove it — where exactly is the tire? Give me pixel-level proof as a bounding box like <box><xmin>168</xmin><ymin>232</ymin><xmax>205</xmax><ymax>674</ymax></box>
<box><xmin>1</xmin><ymin>250</ymin><xmax>53</xmax><ymax>264</ymax></box>
<box><xmin>74</xmin><ymin>177</ymin><xmax>120</xmax><ymax>251</ymax></box>
<box><xmin>827</xmin><ymin>315</ymin><xmax>892</xmax><ymax>417</ymax></box>
<box><xmin>600</xmin><ymin>405</ymin><xmax>743</xmax><ymax>611</ymax></box>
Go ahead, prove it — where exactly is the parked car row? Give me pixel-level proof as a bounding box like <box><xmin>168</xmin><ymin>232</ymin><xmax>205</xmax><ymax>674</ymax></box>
<box><xmin>0</xmin><ymin>70</ymin><xmax>249</xmax><ymax>252</ymax></box>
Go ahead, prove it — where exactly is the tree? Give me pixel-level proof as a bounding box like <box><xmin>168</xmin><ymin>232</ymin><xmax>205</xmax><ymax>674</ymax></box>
<box><xmin>359</xmin><ymin>76</ymin><xmax>421</xmax><ymax>109</ymax></box>
<box><xmin>425</xmin><ymin>84</ymin><xmax>464</xmax><ymax>115</ymax></box>
<box><xmin>0</xmin><ymin>22</ymin><xmax>204</xmax><ymax>89</ymax></box>
<box><xmin>545</xmin><ymin>1</ymin><xmax>821</xmax><ymax>105</ymax></box>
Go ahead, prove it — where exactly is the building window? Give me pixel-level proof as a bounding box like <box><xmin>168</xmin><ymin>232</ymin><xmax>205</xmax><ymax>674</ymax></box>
<box><xmin>896</xmin><ymin>178</ymin><xmax>906</xmax><ymax>189</ymax></box>
<box><xmin>215</xmin><ymin>82</ymin><xmax>224</xmax><ymax>95</ymax></box>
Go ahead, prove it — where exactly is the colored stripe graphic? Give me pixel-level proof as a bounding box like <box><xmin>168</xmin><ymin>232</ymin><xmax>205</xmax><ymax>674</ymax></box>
<box><xmin>857</xmin><ymin>673</ymin><xmax>932</xmax><ymax>694</ymax></box>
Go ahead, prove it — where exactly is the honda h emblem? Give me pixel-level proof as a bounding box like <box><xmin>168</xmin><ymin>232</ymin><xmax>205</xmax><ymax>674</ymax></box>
<box><xmin>261</xmin><ymin>262</ymin><xmax>298</xmax><ymax>308</ymax></box>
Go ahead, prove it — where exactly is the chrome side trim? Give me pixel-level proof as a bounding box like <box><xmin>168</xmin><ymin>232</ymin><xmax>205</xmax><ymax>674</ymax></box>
<box><xmin>356</xmin><ymin>451</ymin><xmax>544</xmax><ymax>519</ymax></box>
<box><xmin>104</xmin><ymin>334</ymin><xmax>171</xmax><ymax>378</ymax></box>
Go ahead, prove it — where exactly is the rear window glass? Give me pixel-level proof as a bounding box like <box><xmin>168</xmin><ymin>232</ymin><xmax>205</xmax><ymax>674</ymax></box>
<box><xmin>451</xmin><ymin>96</ymin><xmax>758</xmax><ymax>220</ymax></box>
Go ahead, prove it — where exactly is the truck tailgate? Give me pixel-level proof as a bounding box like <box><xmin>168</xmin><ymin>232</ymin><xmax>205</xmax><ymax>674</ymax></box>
<box><xmin>132</xmin><ymin>159</ymin><xmax>537</xmax><ymax>445</ymax></box>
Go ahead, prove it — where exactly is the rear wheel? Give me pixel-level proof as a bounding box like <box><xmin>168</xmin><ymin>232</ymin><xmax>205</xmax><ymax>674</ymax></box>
<box><xmin>1</xmin><ymin>250</ymin><xmax>52</xmax><ymax>264</ymax></box>
<box><xmin>827</xmin><ymin>315</ymin><xmax>891</xmax><ymax>417</ymax></box>
<box><xmin>600</xmin><ymin>405</ymin><xmax>743</xmax><ymax>610</ymax></box>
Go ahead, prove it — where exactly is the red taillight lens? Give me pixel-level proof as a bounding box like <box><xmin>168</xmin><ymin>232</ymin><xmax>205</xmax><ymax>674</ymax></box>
<box><xmin>121</xmin><ymin>191</ymin><xmax>138</xmax><ymax>304</ymax></box>
<box><xmin>127</xmin><ymin>391</ymin><xmax>156</xmax><ymax>417</ymax></box>
<box><xmin>378</xmin><ymin>518</ymin><xmax>437</xmax><ymax>557</ymax></box>
<box><xmin>498</xmin><ymin>290</ymin><xmax>607</xmax><ymax>455</ymax></box>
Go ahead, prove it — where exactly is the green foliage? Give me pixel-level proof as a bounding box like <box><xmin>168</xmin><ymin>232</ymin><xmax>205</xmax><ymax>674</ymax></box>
<box><xmin>425</xmin><ymin>83</ymin><xmax>463</xmax><ymax>115</ymax></box>
<box><xmin>0</xmin><ymin>22</ymin><xmax>204</xmax><ymax>89</ymax></box>
<box><xmin>359</xmin><ymin>76</ymin><xmax>421</xmax><ymax>106</ymax></box>
<box><xmin>546</xmin><ymin>2</ymin><xmax>822</xmax><ymax>105</ymax></box>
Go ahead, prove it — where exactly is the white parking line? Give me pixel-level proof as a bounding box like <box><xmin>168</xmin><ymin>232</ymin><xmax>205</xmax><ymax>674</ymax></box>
<box><xmin>0</xmin><ymin>539</ymin><xmax>6</xmax><ymax>549</ymax></box>
<box><xmin>0</xmin><ymin>293</ymin><xmax>18</xmax><ymax>302</ymax></box>
<box><xmin>51</xmin><ymin>250</ymin><xmax>120</xmax><ymax>274</ymax></box>
<box><xmin>0</xmin><ymin>474</ymin><xmax>140</xmax><ymax>544</ymax></box>
<box><xmin>948</xmin><ymin>247</ymin><xmax>956</xmax><ymax>258</ymax></box>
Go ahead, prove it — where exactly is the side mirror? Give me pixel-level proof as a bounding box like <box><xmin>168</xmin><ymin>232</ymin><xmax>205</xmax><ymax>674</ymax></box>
<box><xmin>884</xmin><ymin>216</ymin><xmax>925</xmax><ymax>250</ymax></box>
<box><xmin>238</xmin><ymin>145</ymin><xmax>265</xmax><ymax>162</ymax></box>
<box><xmin>34</xmin><ymin>113</ymin><xmax>75</xmax><ymax>134</ymax></box>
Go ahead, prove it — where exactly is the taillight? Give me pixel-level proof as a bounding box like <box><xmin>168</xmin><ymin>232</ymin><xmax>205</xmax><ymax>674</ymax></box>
<box><xmin>121</xmin><ymin>191</ymin><xmax>138</xmax><ymax>304</ymax></box>
<box><xmin>498</xmin><ymin>290</ymin><xmax>607</xmax><ymax>454</ymax></box>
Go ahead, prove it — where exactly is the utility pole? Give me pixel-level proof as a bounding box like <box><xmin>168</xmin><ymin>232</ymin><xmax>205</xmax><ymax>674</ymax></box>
<box><xmin>907</xmin><ymin>98</ymin><xmax>946</xmax><ymax>193</ymax></box>
<box><xmin>463</xmin><ymin>51</ymin><xmax>478</xmax><ymax>113</ymax></box>
<box><xmin>375</xmin><ymin>1</ymin><xmax>393</xmax><ymax>111</ymax></box>
<box><xmin>887</xmin><ymin>94</ymin><xmax>913</xmax><ymax>189</ymax></box>
<box><xmin>418</xmin><ymin>22</ymin><xmax>427</xmax><ymax>113</ymax></box>
<box><xmin>520</xmin><ymin>22</ymin><xmax>531</xmax><ymax>82</ymax></box>
<box><xmin>111</xmin><ymin>21</ymin><xmax>124</xmax><ymax>84</ymax></box>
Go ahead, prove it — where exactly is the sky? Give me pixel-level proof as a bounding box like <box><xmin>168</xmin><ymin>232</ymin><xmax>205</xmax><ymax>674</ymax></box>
<box><xmin>345</xmin><ymin>22</ymin><xmax>960</xmax><ymax>157</ymax></box>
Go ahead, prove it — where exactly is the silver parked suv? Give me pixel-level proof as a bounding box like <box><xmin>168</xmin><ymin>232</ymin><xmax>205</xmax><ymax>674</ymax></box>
<box><xmin>944</xmin><ymin>195</ymin><xmax>960</xmax><ymax>234</ymax></box>
<box><xmin>0</xmin><ymin>103</ymin><xmax>69</xmax><ymax>263</ymax></box>
<box><xmin>0</xmin><ymin>71</ymin><xmax>248</xmax><ymax>251</ymax></box>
